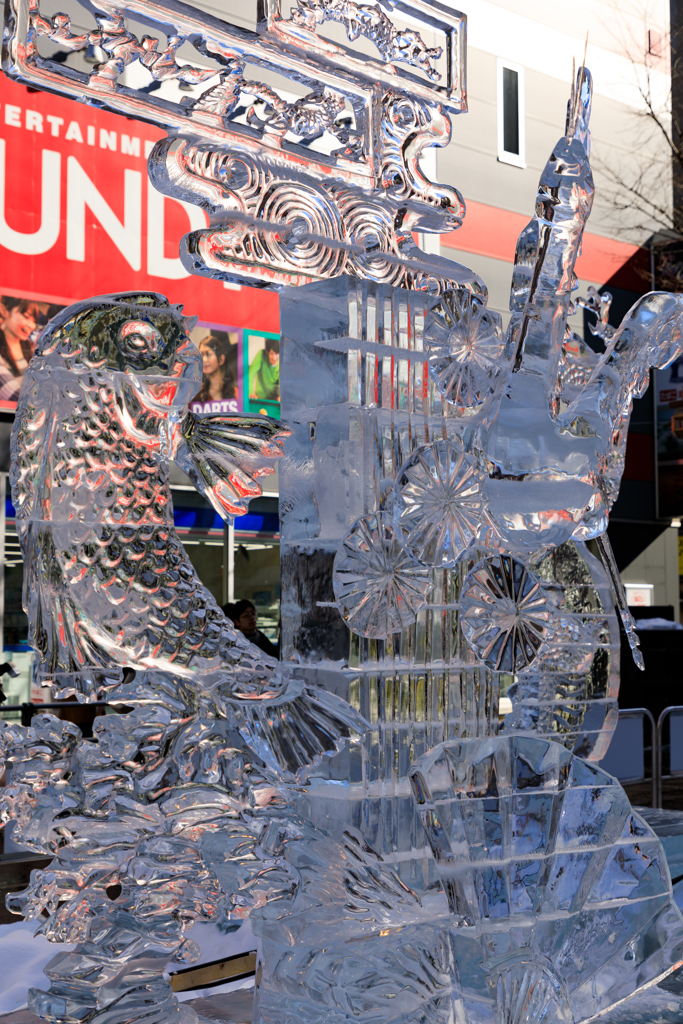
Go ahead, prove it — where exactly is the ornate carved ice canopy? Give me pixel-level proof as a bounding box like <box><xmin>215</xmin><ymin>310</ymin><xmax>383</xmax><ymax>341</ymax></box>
<box><xmin>4</xmin><ymin>0</ymin><xmax>470</xmax><ymax>290</ymax></box>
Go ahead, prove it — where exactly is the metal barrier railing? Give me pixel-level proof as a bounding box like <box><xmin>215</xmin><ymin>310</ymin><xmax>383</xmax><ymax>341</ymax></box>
<box><xmin>656</xmin><ymin>705</ymin><xmax>683</xmax><ymax>808</ymax></box>
<box><xmin>0</xmin><ymin>701</ymin><xmax>110</xmax><ymax>727</ymax></box>
<box><xmin>601</xmin><ymin>707</ymin><xmax>658</xmax><ymax>807</ymax></box>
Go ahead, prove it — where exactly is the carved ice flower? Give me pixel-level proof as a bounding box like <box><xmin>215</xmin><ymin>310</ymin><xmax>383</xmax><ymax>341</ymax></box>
<box><xmin>394</xmin><ymin>440</ymin><xmax>485</xmax><ymax>567</ymax></box>
<box><xmin>333</xmin><ymin>512</ymin><xmax>433</xmax><ymax>639</ymax></box>
<box><xmin>425</xmin><ymin>291</ymin><xmax>505</xmax><ymax>408</ymax></box>
<box><xmin>460</xmin><ymin>556</ymin><xmax>551</xmax><ymax>672</ymax></box>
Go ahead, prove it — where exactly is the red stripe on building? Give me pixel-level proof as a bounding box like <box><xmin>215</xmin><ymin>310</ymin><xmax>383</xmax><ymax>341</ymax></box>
<box><xmin>441</xmin><ymin>199</ymin><xmax>644</xmax><ymax>290</ymax></box>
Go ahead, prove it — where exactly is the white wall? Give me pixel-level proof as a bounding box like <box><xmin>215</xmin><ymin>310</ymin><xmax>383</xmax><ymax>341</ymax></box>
<box><xmin>621</xmin><ymin>527</ymin><xmax>680</xmax><ymax>614</ymax></box>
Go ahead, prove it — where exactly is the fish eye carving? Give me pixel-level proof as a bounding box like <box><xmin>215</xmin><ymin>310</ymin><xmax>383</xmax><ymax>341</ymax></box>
<box><xmin>118</xmin><ymin>320</ymin><xmax>163</xmax><ymax>356</ymax></box>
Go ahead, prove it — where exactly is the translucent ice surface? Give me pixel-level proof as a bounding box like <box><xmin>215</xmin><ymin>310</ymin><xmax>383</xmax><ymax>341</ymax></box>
<box><xmin>333</xmin><ymin>511</ymin><xmax>434</xmax><ymax>638</ymax></box>
<box><xmin>4</xmin><ymin>2</ymin><xmax>683</xmax><ymax>1019</ymax></box>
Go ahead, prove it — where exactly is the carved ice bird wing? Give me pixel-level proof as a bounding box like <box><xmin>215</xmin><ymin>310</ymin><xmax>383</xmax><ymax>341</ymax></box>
<box><xmin>173</xmin><ymin>412</ymin><xmax>290</xmax><ymax>519</ymax></box>
<box><xmin>580</xmin><ymin>291</ymin><xmax>683</xmax><ymax>439</ymax></box>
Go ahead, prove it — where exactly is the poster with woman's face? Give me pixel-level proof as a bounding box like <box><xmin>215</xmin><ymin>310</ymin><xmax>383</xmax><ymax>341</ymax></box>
<box><xmin>0</xmin><ymin>301</ymin><xmax>279</xmax><ymax>422</ymax></box>
<box><xmin>0</xmin><ymin>293</ymin><xmax>63</xmax><ymax>409</ymax></box>
<box><xmin>189</xmin><ymin>324</ymin><xmax>242</xmax><ymax>415</ymax></box>
<box><xmin>243</xmin><ymin>329</ymin><xmax>281</xmax><ymax>420</ymax></box>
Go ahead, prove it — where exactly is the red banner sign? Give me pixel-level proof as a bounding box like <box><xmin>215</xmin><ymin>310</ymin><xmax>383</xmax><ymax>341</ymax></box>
<box><xmin>0</xmin><ymin>75</ymin><xmax>279</xmax><ymax>333</ymax></box>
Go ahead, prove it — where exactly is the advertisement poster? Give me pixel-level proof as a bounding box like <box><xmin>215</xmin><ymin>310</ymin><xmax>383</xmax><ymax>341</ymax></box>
<box><xmin>189</xmin><ymin>324</ymin><xmax>242</xmax><ymax>415</ymax></box>
<box><xmin>0</xmin><ymin>299</ymin><xmax>258</xmax><ymax>419</ymax></box>
<box><xmin>243</xmin><ymin>329</ymin><xmax>281</xmax><ymax>419</ymax></box>
<box><xmin>656</xmin><ymin>360</ymin><xmax>683</xmax><ymax>517</ymax></box>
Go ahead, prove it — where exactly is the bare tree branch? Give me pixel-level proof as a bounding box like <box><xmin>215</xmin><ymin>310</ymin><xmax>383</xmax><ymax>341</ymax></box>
<box><xmin>592</xmin><ymin>0</ymin><xmax>680</xmax><ymax>241</ymax></box>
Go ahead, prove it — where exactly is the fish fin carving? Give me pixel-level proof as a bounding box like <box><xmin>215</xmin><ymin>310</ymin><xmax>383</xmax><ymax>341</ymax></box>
<box><xmin>174</xmin><ymin>412</ymin><xmax>290</xmax><ymax>520</ymax></box>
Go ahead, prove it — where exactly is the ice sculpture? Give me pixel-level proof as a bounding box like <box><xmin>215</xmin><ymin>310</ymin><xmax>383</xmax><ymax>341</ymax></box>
<box><xmin>4</xmin><ymin>1</ymin><xmax>683</xmax><ymax>1023</ymax></box>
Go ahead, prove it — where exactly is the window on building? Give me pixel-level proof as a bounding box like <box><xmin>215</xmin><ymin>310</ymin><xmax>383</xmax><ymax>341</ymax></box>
<box><xmin>497</xmin><ymin>59</ymin><xmax>526</xmax><ymax>168</ymax></box>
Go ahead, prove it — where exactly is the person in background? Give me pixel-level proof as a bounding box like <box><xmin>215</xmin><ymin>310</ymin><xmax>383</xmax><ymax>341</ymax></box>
<box><xmin>0</xmin><ymin>296</ymin><xmax>41</xmax><ymax>402</ymax></box>
<box><xmin>223</xmin><ymin>598</ymin><xmax>278</xmax><ymax>658</ymax></box>
<box><xmin>195</xmin><ymin>333</ymin><xmax>237</xmax><ymax>404</ymax></box>
<box><xmin>248</xmin><ymin>336</ymin><xmax>280</xmax><ymax>403</ymax></box>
